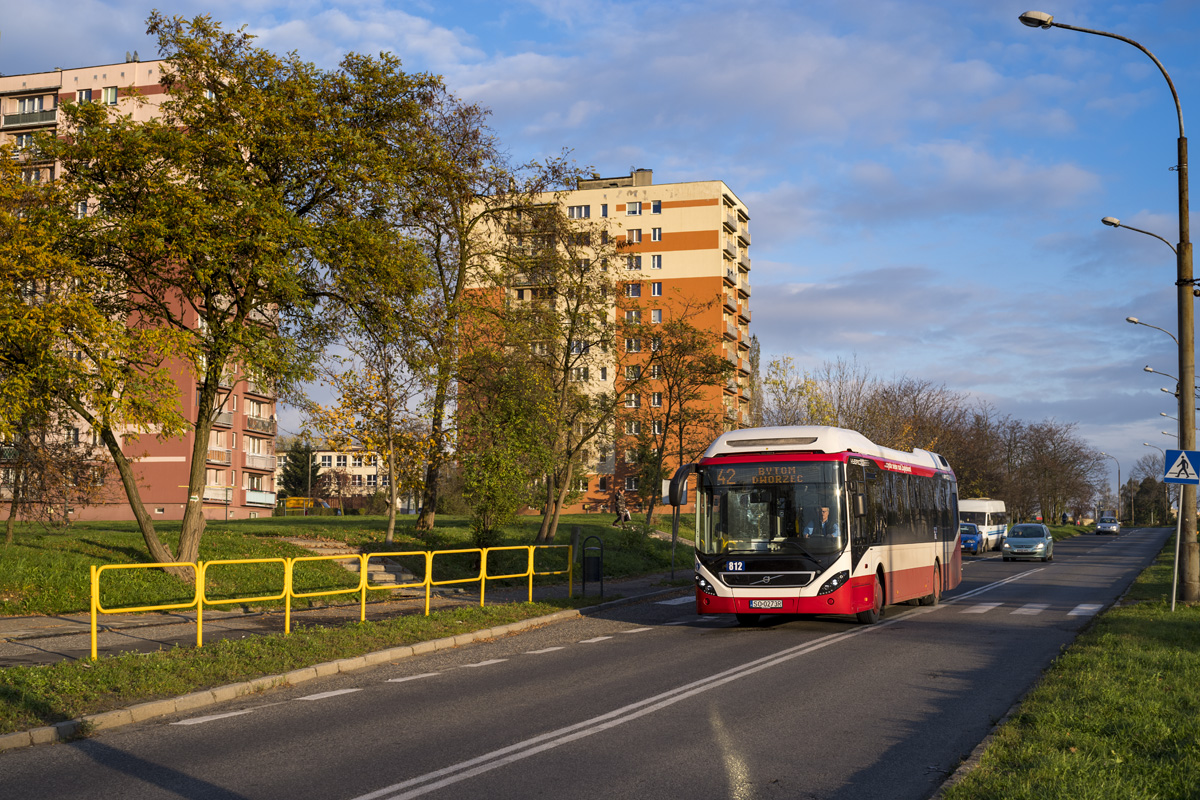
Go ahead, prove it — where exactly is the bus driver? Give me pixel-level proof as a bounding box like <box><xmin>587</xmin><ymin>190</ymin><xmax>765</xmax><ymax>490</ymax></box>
<box><xmin>804</xmin><ymin>507</ymin><xmax>840</xmax><ymax>539</ymax></box>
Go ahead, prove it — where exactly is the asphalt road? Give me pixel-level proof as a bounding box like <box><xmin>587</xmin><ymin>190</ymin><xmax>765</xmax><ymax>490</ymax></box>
<box><xmin>2</xmin><ymin>527</ymin><xmax>1169</xmax><ymax>800</ymax></box>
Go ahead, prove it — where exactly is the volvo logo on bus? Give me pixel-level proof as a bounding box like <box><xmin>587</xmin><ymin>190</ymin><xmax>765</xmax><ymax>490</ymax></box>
<box><xmin>752</xmin><ymin>575</ymin><xmax>783</xmax><ymax>585</ymax></box>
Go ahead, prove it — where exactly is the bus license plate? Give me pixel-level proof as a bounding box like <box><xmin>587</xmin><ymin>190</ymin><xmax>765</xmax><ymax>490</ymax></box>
<box><xmin>750</xmin><ymin>599</ymin><xmax>783</xmax><ymax>609</ymax></box>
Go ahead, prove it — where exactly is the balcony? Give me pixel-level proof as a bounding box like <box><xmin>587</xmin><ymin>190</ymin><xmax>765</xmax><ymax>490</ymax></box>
<box><xmin>245</xmin><ymin>489</ymin><xmax>277</xmax><ymax>507</ymax></box>
<box><xmin>723</xmin><ymin>293</ymin><xmax>737</xmax><ymax>314</ymax></box>
<box><xmin>245</xmin><ymin>380</ymin><xmax>275</xmax><ymax>397</ymax></box>
<box><xmin>723</xmin><ymin>211</ymin><xmax>738</xmax><ymax>231</ymax></box>
<box><xmin>244</xmin><ymin>452</ymin><xmax>278</xmax><ymax>471</ymax></box>
<box><xmin>203</xmin><ymin>486</ymin><xmax>232</xmax><ymax>503</ymax></box>
<box><xmin>723</xmin><ymin>267</ymin><xmax>737</xmax><ymax>286</ymax></box>
<box><xmin>725</xmin><ymin>347</ymin><xmax>738</xmax><ymax>366</ymax></box>
<box><xmin>245</xmin><ymin>414</ymin><xmax>277</xmax><ymax>435</ymax></box>
<box><xmin>212</xmin><ymin>410</ymin><xmax>233</xmax><ymax>427</ymax></box>
<box><xmin>738</xmin><ymin>253</ymin><xmax>751</xmax><ymax>272</ymax></box>
<box><xmin>738</xmin><ymin>305</ymin><xmax>751</xmax><ymax>324</ymax></box>
<box><xmin>738</xmin><ymin>228</ymin><xmax>751</xmax><ymax>246</ymax></box>
<box><xmin>207</xmin><ymin>448</ymin><xmax>232</xmax><ymax>466</ymax></box>
<box><xmin>2</xmin><ymin>109</ymin><xmax>56</xmax><ymax>129</ymax></box>
<box><xmin>738</xmin><ymin>283</ymin><xmax>751</xmax><ymax>299</ymax></box>
<box><xmin>738</xmin><ymin>337</ymin><xmax>750</xmax><ymax>351</ymax></box>
<box><xmin>738</xmin><ymin>358</ymin><xmax>751</xmax><ymax>375</ymax></box>
<box><xmin>724</xmin><ymin>405</ymin><xmax>737</xmax><ymax>420</ymax></box>
<box><xmin>0</xmin><ymin>447</ymin><xmax>15</xmax><ymax>461</ymax></box>
<box><xmin>722</xmin><ymin>239</ymin><xmax>737</xmax><ymax>259</ymax></box>
<box><xmin>724</xmin><ymin>378</ymin><xmax>738</xmax><ymax>395</ymax></box>
<box><xmin>724</xmin><ymin>321</ymin><xmax>738</xmax><ymax>340</ymax></box>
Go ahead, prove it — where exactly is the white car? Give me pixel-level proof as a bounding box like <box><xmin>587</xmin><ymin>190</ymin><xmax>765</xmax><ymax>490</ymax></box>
<box><xmin>1096</xmin><ymin>517</ymin><xmax>1121</xmax><ymax>535</ymax></box>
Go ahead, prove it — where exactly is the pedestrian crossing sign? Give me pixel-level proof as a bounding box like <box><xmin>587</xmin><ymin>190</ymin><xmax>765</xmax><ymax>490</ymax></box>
<box><xmin>1164</xmin><ymin>450</ymin><xmax>1200</xmax><ymax>484</ymax></box>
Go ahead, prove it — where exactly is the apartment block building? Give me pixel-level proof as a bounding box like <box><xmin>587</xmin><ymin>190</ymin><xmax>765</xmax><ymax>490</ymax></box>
<box><xmin>1</xmin><ymin>59</ymin><xmax>280</xmax><ymax>521</ymax></box>
<box><xmin>511</xmin><ymin>169</ymin><xmax>753</xmax><ymax>513</ymax></box>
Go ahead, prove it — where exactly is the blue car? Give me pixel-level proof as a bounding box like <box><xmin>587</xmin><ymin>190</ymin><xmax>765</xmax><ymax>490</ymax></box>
<box><xmin>960</xmin><ymin>523</ymin><xmax>984</xmax><ymax>555</ymax></box>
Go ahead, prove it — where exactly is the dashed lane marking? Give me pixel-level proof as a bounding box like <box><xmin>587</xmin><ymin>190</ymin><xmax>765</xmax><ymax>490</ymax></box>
<box><xmin>1011</xmin><ymin>603</ymin><xmax>1050</xmax><ymax>616</ymax></box>
<box><xmin>525</xmin><ymin>647</ymin><xmax>566</xmax><ymax>654</ymax></box>
<box><xmin>460</xmin><ymin>659</ymin><xmax>507</xmax><ymax>668</ymax></box>
<box><xmin>657</xmin><ymin>596</ymin><xmax>694</xmax><ymax>606</ymax></box>
<box><xmin>171</xmin><ymin>710</ymin><xmax>256</xmax><ymax>726</ymax></box>
<box><xmin>387</xmin><ymin>673</ymin><xmax>440</xmax><ymax>683</ymax></box>
<box><xmin>962</xmin><ymin>602</ymin><xmax>1002</xmax><ymax>614</ymax></box>
<box><xmin>579</xmin><ymin>636</ymin><xmax>613</xmax><ymax>643</ymax></box>
<box><xmin>621</xmin><ymin>627</ymin><xmax>652</xmax><ymax>633</ymax></box>
<box><xmin>297</xmin><ymin>689</ymin><xmax>363</xmax><ymax>701</ymax></box>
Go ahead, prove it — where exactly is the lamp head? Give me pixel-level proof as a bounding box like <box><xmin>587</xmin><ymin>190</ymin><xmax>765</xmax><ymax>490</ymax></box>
<box><xmin>1126</xmin><ymin>316</ymin><xmax>1139</xmax><ymax>324</ymax></box>
<box><xmin>1019</xmin><ymin>10</ymin><xmax>1055</xmax><ymax>28</ymax></box>
<box><xmin>1102</xmin><ymin>216</ymin><xmax>1121</xmax><ymax>227</ymax></box>
<box><xmin>1145</xmin><ymin>365</ymin><xmax>1155</xmax><ymax>373</ymax></box>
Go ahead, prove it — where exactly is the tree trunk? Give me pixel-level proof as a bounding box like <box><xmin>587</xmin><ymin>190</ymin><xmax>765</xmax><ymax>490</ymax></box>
<box><xmin>535</xmin><ymin>472</ymin><xmax>557</xmax><ymax>542</ymax></box>
<box><xmin>5</xmin><ymin>469</ymin><xmax>20</xmax><ymax>544</ymax></box>
<box><xmin>416</xmin><ymin>375</ymin><xmax>449</xmax><ymax>532</ymax></box>
<box><xmin>385</xmin><ymin>446</ymin><xmax>397</xmax><ymax>546</ymax></box>
<box><xmin>537</xmin><ymin>462</ymin><xmax>573</xmax><ymax>544</ymax></box>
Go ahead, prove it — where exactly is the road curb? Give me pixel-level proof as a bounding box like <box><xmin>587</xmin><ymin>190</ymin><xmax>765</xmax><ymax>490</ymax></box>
<box><xmin>0</xmin><ymin>586</ymin><xmax>687</xmax><ymax>754</ymax></box>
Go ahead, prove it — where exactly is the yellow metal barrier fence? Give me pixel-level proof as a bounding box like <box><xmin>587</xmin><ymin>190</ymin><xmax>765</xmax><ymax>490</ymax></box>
<box><xmin>89</xmin><ymin>545</ymin><xmax>574</xmax><ymax>659</ymax></box>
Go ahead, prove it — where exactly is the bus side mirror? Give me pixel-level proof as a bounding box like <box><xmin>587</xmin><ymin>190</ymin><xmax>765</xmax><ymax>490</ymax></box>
<box><xmin>854</xmin><ymin>493</ymin><xmax>866</xmax><ymax>518</ymax></box>
<box><xmin>668</xmin><ymin>463</ymin><xmax>695</xmax><ymax>507</ymax></box>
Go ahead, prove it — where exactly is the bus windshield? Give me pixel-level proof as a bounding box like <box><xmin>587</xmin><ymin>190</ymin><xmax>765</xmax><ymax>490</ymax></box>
<box><xmin>697</xmin><ymin>461</ymin><xmax>846</xmax><ymax>558</ymax></box>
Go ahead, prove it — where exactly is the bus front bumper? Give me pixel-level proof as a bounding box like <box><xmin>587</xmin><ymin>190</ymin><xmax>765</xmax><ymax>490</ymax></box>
<box><xmin>695</xmin><ymin>575</ymin><xmax>876</xmax><ymax>616</ymax></box>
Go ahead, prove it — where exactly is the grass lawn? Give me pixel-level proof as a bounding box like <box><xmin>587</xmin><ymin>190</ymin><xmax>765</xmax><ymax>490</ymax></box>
<box><xmin>0</xmin><ymin>512</ymin><xmax>694</xmax><ymax>616</ymax></box>
<box><xmin>943</xmin><ymin>532</ymin><xmax>1200</xmax><ymax>800</ymax></box>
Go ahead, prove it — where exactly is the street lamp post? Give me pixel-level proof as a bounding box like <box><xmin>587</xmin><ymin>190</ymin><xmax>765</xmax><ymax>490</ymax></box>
<box><xmin>1022</xmin><ymin>11</ymin><xmax>1198</xmax><ymax>603</ymax></box>
<box><xmin>1100</xmin><ymin>452</ymin><xmax>1122</xmax><ymax>523</ymax></box>
<box><xmin>1125</xmin><ymin>314</ymin><xmax>1178</xmax><ymax>344</ymax></box>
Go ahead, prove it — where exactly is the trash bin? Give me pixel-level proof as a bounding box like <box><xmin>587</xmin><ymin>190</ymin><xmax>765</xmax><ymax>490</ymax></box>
<box><xmin>581</xmin><ymin>535</ymin><xmax>603</xmax><ymax>597</ymax></box>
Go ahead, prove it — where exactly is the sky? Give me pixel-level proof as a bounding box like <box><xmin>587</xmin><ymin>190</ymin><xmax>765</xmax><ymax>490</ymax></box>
<box><xmin>4</xmin><ymin>0</ymin><xmax>1200</xmax><ymax>491</ymax></box>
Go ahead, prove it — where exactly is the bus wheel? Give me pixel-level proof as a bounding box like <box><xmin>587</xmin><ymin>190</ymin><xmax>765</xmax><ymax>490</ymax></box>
<box><xmin>857</xmin><ymin>574</ymin><xmax>884</xmax><ymax>624</ymax></box>
<box><xmin>919</xmin><ymin>563</ymin><xmax>941</xmax><ymax>606</ymax></box>
<box><xmin>735</xmin><ymin>613</ymin><xmax>759</xmax><ymax>626</ymax></box>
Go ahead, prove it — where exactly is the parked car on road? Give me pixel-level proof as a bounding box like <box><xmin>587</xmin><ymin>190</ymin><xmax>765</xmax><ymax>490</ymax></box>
<box><xmin>1002</xmin><ymin>523</ymin><xmax>1054</xmax><ymax>562</ymax></box>
<box><xmin>960</xmin><ymin>523</ymin><xmax>985</xmax><ymax>555</ymax></box>
<box><xmin>1095</xmin><ymin>516</ymin><xmax>1121</xmax><ymax>535</ymax></box>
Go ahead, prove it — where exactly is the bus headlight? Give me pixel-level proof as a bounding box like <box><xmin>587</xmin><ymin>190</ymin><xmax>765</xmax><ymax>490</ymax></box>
<box><xmin>695</xmin><ymin>574</ymin><xmax>717</xmax><ymax>596</ymax></box>
<box><xmin>817</xmin><ymin>570</ymin><xmax>850</xmax><ymax>595</ymax></box>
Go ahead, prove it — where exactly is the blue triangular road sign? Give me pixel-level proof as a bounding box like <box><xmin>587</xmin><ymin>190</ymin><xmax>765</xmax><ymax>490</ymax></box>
<box><xmin>1164</xmin><ymin>450</ymin><xmax>1200</xmax><ymax>484</ymax></box>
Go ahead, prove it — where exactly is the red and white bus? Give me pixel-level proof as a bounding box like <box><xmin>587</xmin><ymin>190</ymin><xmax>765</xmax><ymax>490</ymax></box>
<box><xmin>668</xmin><ymin>425</ymin><xmax>961</xmax><ymax>625</ymax></box>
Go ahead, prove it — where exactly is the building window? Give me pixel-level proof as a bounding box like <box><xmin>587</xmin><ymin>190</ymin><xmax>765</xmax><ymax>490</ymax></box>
<box><xmin>102</xmin><ymin>86</ymin><xmax>118</xmax><ymax>105</ymax></box>
<box><xmin>625</xmin><ymin>476</ymin><xmax>640</xmax><ymax>491</ymax></box>
<box><xmin>651</xmin><ymin>364</ymin><xmax>664</xmax><ymax>379</ymax></box>
<box><xmin>651</xmin><ymin>227</ymin><xmax>662</xmax><ymax>242</ymax></box>
<box><xmin>351</xmin><ymin>474</ymin><xmax>364</xmax><ymax>487</ymax></box>
<box><xmin>570</xmin><ymin>339</ymin><xmax>589</xmax><ymax>354</ymax></box>
<box><xmin>625</xmin><ymin>310</ymin><xmax>641</xmax><ymax>323</ymax></box>
<box><xmin>600</xmin><ymin>367</ymin><xmax>608</xmax><ymax>381</ymax></box>
<box><xmin>381</xmin><ymin>474</ymin><xmax>391</xmax><ymax>487</ymax></box>
<box><xmin>625</xmin><ymin>420</ymin><xmax>641</xmax><ymax>435</ymax></box>
<box><xmin>601</xmin><ymin>204</ymin><xmax>608</xmax><ymax>217</ymax></box>
<box><xmin>626</xmin><ymin>255</ymin><xmax>642</xmax><ymax>270</ymax></box>
<box><xmin>367</xmin><ymin>473</ymin><xmax>378</xmax><ymax>488</ymax></box>
<box><xmin>651</xmin><ymin>282</ymin><xmax>662</xmax><ymax>296</ymax></box>
<box><xmin>625</xmin><ymin>338</ymin><xmax>641</xmax><ymax>353</ymax></box>
<box><xmin>654</xmin><ymin>420</ymin><xmax>664</xmax><ymax>435</ymax></box>
<box><xmin>651</xmin><ymin>200</ymin><xmax>661</xmax><ymax>214</ymax></box>
<box><xmin>336</xmin><ymin>454</ymin><xmax>347</xmax><ymax>468</ymax></box>
<box><xmin>625</xmin><ymin>283</ymin><xmax>641</xmax><ymax>298</ymax></box>
<box><xmin>599</xmin><ymin>476</ymin><xmax>609</xmax><ymax>491</ymax></box>
<box><xmin>568</xmin><ymin>205</ymin><xmax>590</xmax><ymax>219</ymax></box>
<box><xmin>651</xmin><ymin>392</ymin><xmax>663</xmax><ymax>407</ymax></box>
<box><xmin>14</xmin><ymin>133</ymin><xmax>35</xmax><ymax>149</ymax></box>
<box><xmin>651</xmin><ymin>336</ymin><xmax>662</xmax><ymax>352</ymax></box>
<box><xmin>626</xmin><ymin>365</ymin><xmax>641</xmax><ymax>380</ymax></box>
<box><xmin>321</xmin><ymin>455</ymin><xmax>332</xmax><ymax>467</ymax></box>
<box><xmin>627</xmin><ymin>202</ymin><xmax>641</xmax><ymax>216</ymax></box>
<box><xmin>651</xmin><ymin>255</ymin><xmax>662</xmax><ymax>270</ymax></box>
<box><xmin>571</xmin><ymin>366</ymin><xmax>589</xmax><ymax>381</ymax></box>
<box><xmin>75</xmin><ymin>201</ymin><xmax>89</xmax><ymax>219</ymax></box>
<box><xmin>17</xmin><ymin>96</ymin><xmax>44</xmax><ymax>113</ymax></box>
<box><xmin>625</xmin><ymin>392</ymin><xmax>641</xmax><ymax>408</ymax></box>
<box><xmin>627</xmin><ymin>229</ymin><xmax>642</xmax><ymax>244</ymax></box>
<box><xmin>76</xmin><ymin>89</ymin><xmax>92</xmax><ymax>103</ymax></box>
<box><xmin>573</xmin><ymin>477</ymin><xmax>589</xmax><ymax>492</ymax></box>
<box><xmin>352</xmin><ymin>455</ymin><xmax>363</xmax><ymax>467</ymax></box>
<box><xmin>651</xmin><ymin>309</ymin><xmax>662</xmax><ymax>324</ymax></box>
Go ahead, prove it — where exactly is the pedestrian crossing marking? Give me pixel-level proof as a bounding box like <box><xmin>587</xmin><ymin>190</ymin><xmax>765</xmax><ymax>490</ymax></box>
<box><xmin>1068</xmin><ymin>604</ymin><xmax>1102</xmax><ymax>616</ymax></box>
<box><xmin>962</xmin><ymin>602</ymin><xmax>1002</xmax><ymax>614</ymax></box>
<box><xmin>1011</xmin><ymin>603</ymin><xmax>1050</xmax><ymax>615</ymax></box>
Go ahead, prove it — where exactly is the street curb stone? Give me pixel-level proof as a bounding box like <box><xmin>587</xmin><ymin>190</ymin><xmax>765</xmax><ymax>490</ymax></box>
<box><xmin>0</xmin><ymin>587</ymin><xmax>682</xmax><ymax>754</ymax></box>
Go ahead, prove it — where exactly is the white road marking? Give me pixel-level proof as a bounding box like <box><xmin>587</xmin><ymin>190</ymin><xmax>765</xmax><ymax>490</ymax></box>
<box><xmin>525</xmin><ymin>647</ymin><xmax>565</xmax><ymax>654</ymax></box>
<box><xmin>657</xmin><ymin>596</ymin><xmax>694</xmax><ymax>605</ymax></box>
<box><xmin>962</xmin><ymin>602</ymin><xmax>1002</xmax><ymax>614</ymax></box>
<box><xmin>621</xmin><ymin>627</ymin><xmax>652</xmax><ymax>633</ymax></box>
<box><xmin>387</xmin><ymin>673</ymin><xmax>440</xmax><ymax>683</ymax></box>
<box><xmin>460</xmin><ymin>659</ymin><xmax>507</xmax><ymax>668</ymax></box>
<box><xmin>944</xmin><ymin>568</ymin><xmax>1044</xmax><ymax>603</ymax></box>
<box><xmin>171</xmin><ymin>710</ymin><xmax>256</xmax><ymax>726</ymax></box>
<box><xmin>347</xmin><ymin>570</ymin><xmax>1046</xmax><ymax>800</ymax></box>
<box><xmin>664</xmin><ymin>620</ymin><xmax>691</xmax><ymax>626</ymax></box>
<box><xmin>1011</xmin><ymin>603</ymin><xmax>1050</xmax><ymax>616</ymax></box>
<box><xmin>578</xmin><ymin>636</ymin><xmax>612</xmax><ymax>643</ymax></box>
<box><xmin>1069</xmin><ymin>604</ymin><xmax>1103</xmax><ymax>616</ymax></box>
<box><xmin>297</xmin><ymin>689</ymin><xmax>363</xmax><ymax>701</ymax></box>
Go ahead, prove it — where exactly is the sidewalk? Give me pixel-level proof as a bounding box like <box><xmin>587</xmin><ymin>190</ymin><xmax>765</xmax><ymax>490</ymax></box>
<box><xmin>0</xmin><ymin>570</ymin><xmax>693</xmax><ymax>667</ymax></box>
